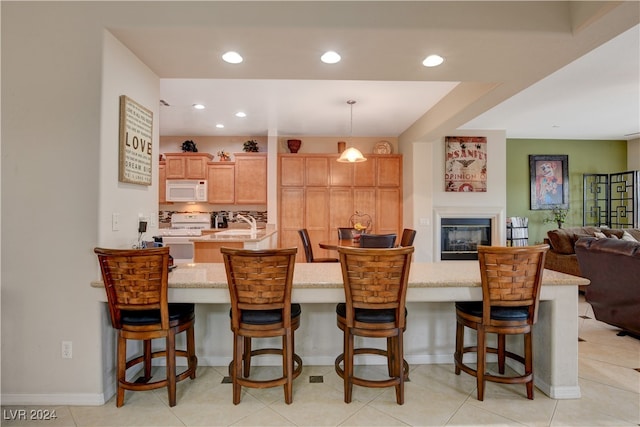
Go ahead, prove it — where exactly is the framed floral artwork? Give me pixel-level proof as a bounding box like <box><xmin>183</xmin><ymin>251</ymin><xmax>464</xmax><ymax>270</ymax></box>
<box><xmin>529</xmin><ymin>155</ymin><xmax>569</xmax><ymax>210</ymax></box>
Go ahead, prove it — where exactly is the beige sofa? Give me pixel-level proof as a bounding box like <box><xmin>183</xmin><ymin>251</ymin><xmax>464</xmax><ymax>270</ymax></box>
<box><xmin>544</xmin><ymin>226</ymin><xmax>640</xmax><ymax>279</ymax></box>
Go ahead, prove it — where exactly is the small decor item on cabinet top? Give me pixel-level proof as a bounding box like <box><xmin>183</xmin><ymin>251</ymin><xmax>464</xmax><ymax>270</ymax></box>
<box><xmin>181</xmin><ymin>140</ymin><xmax>198</xmax><ymax>152</ymax></box>
<box><xmin>243</xmin><ymin>139</ymin><xmax>259</xmax><ymax>152</ymax></box>
<box><xmin>217</xmin><ymin>150</ymin><xmax>231</xmax><ymax>161</ymax></box>
<box><xmin>287</xmin><ymin>139</ymin><xmax>301</xmax><ymax>153</ymax></box>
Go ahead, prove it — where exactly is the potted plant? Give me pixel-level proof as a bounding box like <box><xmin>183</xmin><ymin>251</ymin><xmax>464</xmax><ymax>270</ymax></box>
<box><xmin>243</xmin><ymin>139</ymin><xmax>259</xmax><ymax>152</ymax></box>
<box><xmin>181</xmin><ymin>140</ymin><xmax>198</xmax><ymax>152</ymax></box>
<box><xmin>217</xmin><ymin>150</ymin><xmax>231</xmax><ymax>161</ymax></box>
<box><xmin>544</xmin><ymin>206</ymin><xmax>569</xmax><ymax>229</ymax></box>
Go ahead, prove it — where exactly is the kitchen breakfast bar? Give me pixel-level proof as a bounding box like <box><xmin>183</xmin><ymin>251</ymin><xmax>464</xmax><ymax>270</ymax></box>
<box><xmin>91</xmin><ymin>261</ymin><xmax>589</xmax><ymax>400</ymax></box>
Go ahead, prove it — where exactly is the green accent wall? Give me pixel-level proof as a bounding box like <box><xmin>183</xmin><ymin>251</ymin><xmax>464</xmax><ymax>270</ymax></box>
<box><xmin>506</xmin><ymin>139</ymin><xmax>627</xmax><ymax>244</ymax></box>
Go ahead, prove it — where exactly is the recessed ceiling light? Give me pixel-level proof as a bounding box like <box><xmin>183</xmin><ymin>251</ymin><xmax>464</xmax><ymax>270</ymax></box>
<box><xmin>422</xmin><ymin>54</ymin><xmax>444</xmax><ymax>67</ymax></box>
<box><xmin>222</xmin><ymin>51</ymin><xmax>243</xmax><ymax>64</ymax></box>
<box><xmin>321</xmin><ymin>51</ymin><xmax>341</xmax><ymax>64</ymax></box>
<box><xmin>216</xmin><ymin>124</ymin><xmax>224</xmax><ymax>128</ymax></box>
<box><xmin>192</xmin><ymin>104</ymin><xmax>205</xmax><ymax>110</ymax></box>
<box><xmin>235</xmin><ymin>111</ymin><xmax>247</xmax><ymax>118</ymax></box>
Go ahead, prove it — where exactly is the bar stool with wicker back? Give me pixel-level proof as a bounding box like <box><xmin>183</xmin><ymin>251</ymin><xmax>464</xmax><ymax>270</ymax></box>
<box><xmin>334</xmin><ymin>245</ymin><xmax>414</xmax><ymax>404</ymax></box>
<box><xmin>454</xmin><ymin>244</ymin><xmax>549</xmax><ymax>401</ymax></box>
<box><xmin>94</xmin><ymin>247</ymin><xmax>197</xmax><ymax>407</ymax></box>
<box><xmin>221</xmin><ymin>247</ymin><xmax>303</xmax><ymax>404</ymax></box>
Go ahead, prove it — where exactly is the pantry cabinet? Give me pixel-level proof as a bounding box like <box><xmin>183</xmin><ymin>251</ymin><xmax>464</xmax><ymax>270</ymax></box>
<box><xmin>278</xmin><ymin>153</ymin><xmax>403</xmax><ymax>261</ymax></box>
<box><xmin>164</xmin><ymin>153</ymin><xmax>213</xmax><ymax>179</ymax></box>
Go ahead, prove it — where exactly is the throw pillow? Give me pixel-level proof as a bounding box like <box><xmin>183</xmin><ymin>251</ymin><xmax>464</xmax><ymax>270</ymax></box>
<box><xmin>602</xmin><ymin>229</ymin><xmax>624</xmax><ymax>239</ymax></box>
<box><xmin>547</xmin><ymin>229</ymin><xmax>575</xmax><ymax>254</ymax></box>
<box><xmin>594</xmin><ymin>231</ymin><xmax>607</xmax><ymax>239</ymax></box>
<box><xmin>621</xmin><ymin>231</ymin><xmax>639</xmax><ymax>242</ymax></box>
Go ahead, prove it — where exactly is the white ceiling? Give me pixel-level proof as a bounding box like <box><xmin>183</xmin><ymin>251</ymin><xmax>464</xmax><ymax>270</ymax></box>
<box><xmin>109</xmin><ymin>2</ymin><xmax>640</xmax><ymax>141</ymax></box>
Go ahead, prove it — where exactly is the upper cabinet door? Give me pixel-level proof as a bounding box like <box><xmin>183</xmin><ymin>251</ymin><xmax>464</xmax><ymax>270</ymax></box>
<box><xmin>164</xmin><ymin>153</ymin><xmax>213</xmax><ymax>179</ymax></box>
<box><xmin>377</xmin><ymin>156</ymin><xmax>402</xmax><ymax>187</ymax></box>
<box><xmin>235</xmin><ymin>153</ymin><xmax>267</xmax><ymax>204</ymax></box>
<box><xmin>280</xmin><ymin>156</ymin><xmax>305</xmax><ymax>187</ymax></box>
<box><xmin>329</xmin><ymin>158</ymin><xmax>354</xmax><ymax>186</ymax></box>
<box><xmin>306</xmin><ymin>157</ymin><xmax>329</xmax><ymax>186</ymax></box>
<box><xmin>354</xmin><ymin>157</ymin><xmax>377</xmax><ymax>187</ymax></box>
<box><xmin>207</xmin><ymin>163</ymin><xmax>235</xmax><ymax>204</ymax></box>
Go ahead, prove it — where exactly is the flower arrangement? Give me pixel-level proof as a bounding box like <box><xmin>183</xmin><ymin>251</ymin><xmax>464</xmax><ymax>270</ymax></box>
<box><xmin>544</xmin><ymin>206</ymin><xmax>569</xmax><ymax>228</ymax></box>
<box><xmin>243</xmin><ymin>139</ymin><xmax>259</xmax><ymax>152</ymax></box>
<box><xmin>217</xmin><ymin>150</ymin><xmax>231</xmax><ymax>161</ymax></box>
<box><xmin>181</xmin><ymin>140</ymin><xmax>198</xmax><ymax>152</ymax></box>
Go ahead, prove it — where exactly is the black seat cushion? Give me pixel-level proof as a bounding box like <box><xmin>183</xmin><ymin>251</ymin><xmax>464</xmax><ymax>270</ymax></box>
<box><xmin>336</xmin><ymin>303</ymin><xmax>407</xmax><ymax>324</ymax></box>
<box><xmin>121</xmin><ymin>303</ymin><xmax>195</xmax><ymax>326</ymax></box>
<box><xmin>455</xmin><ymin>301</ymin><xmax>529</xmax><ymax>321</ymax></box>
<box><xmin>232</xmin><ymin>303</ymin><xmax>302</xmax><ymax>325</ymax></box>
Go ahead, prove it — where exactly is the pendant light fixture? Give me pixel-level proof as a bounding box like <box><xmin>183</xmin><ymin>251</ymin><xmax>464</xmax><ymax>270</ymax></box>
<box><xmin>337</xmin><ymin>100</ymin><xmax>367</xmax><ymax>163</ymax></box>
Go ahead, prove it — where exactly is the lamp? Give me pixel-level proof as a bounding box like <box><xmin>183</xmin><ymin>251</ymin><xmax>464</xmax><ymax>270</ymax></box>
<box><xmin>337</xmin><ymin>100</ymin><xmax>367</xmax><ymax>163</ymax></box>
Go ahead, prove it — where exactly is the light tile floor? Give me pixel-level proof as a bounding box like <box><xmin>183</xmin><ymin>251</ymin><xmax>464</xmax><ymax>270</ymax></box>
<box><xmin>2</xmin><ymin>296</ymin><xmax>639</xmax><ymax>426</ymax></box>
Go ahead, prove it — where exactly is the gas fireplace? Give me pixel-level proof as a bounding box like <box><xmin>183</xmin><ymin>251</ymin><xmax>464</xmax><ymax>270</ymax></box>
<box><xmin>441</xmin><ymin>218</ymin><xmax>491</xmax><ymax>260</ymax></box>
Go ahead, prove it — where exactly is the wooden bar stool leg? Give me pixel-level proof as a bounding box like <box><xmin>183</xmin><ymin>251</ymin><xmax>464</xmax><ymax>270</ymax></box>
<box><xmin>477</xmin><ymin>326</ymin><xmax>487</xmax><ymax>401</ymax></box>
<box><xmin>117</xmin><ymin>334</ymin><xmax>126</xmax><ymax>407</ymax></box>
<box><xmin>283</xmin><ymin>332</ymin><xmax>293</xmax><ymax>404</ymax></box>
<box><xmin>396</xmin><ymin>332</ymin><xmax>404</xmax><ymax>404</ymax></box>
<box><xmin>233</xmin><ymin>333</ymin><xmax>243</xmax><ymax>405</ymax></box>
<box><xmin>167</xmin><ymin>333</ymin><xmax>177</xmax><ymax>407</ymax></box>
<box><xmin>143</xmin><ymin>339</ymin><xmax>152</xmax><ymax>381</ymax></box>
<box><xmin>243</xmin><ymin>336</ymin><xmax>252</xmax><ymax>377</ymax></box>
<box><xmin>525</xmin><ymin>332</ymin><xmax>534</xmax><ymax>399</ymax></box>
<box><xmin>344</xmin><ymin>330</ymin><xmax>354</xmax><ymax>403</ymax></box>
<box><xmin>497</xmin><ymin>334</ymin><xmax>506</xmax><ymax>374</ymax></box>
<box><xmin>187</xmin><ymin>324</ymin><xmax>197</xmax><ymax>379</ymax></box>
<box><xmin>454</xmin><ymin>322</ymin><xmax>464</xmax><ymax>375</ymax></box>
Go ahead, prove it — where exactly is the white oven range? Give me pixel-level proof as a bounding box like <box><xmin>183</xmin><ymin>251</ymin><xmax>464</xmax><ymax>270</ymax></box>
<box><xmin>157</xmin><ymin>213</ymin><xmax>211</xmax><ymax>263</ymax></box>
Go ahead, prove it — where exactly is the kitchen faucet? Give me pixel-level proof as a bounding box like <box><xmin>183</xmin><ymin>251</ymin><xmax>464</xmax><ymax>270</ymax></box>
<box><xmin>236</xmin><ymin>214</ymin><xmax>257</xmax><ymax>234</ymax></box>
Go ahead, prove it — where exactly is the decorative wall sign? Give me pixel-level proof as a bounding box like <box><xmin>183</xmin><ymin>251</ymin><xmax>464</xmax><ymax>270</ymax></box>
<box><xmin>119</xmin><ymin>95</ymin><xmax>153</xmax><ymax>185</ymax></box>
<box><xmin>529</xmin><ymin>154</ymin><xmax>569</xmax><ymax>210</ymax></box>
<box><xmin>445</xmin><ymin>136</ymin><xmax>487</xmax><ymax>192</ymax></box>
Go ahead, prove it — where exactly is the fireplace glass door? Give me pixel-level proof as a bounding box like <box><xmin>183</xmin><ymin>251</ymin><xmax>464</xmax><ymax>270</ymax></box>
<box><xmin>441</xmin><ymin>218</ymin><xmax>491</xmax><ymax>260</ymax></box>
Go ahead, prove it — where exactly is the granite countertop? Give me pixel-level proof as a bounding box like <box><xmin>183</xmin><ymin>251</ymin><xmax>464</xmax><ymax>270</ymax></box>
<box><xmin>91</xmin><ymin>261</ymin><xmax>588</xmax><ymax>290</ymax></box>
<box><xmin>189</xmin><ymin>228</ymin><xmax>277</xmax><ymax>243</ymax></box>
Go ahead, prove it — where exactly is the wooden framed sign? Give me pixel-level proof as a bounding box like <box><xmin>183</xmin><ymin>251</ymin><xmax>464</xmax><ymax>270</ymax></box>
<box><xmin>119</xmin><ymin>95</ymin><xmax>153</xmax><ymax>185</ymax></box>
<box><xmin>445</xmin><ymin>136</ymin><xmax>487</xmax><ymax>192</ymax></box>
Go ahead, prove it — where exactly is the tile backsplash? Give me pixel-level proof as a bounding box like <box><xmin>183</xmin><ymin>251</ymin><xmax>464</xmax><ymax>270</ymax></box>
<box><xmin>159</xmin><ymin>210</ymin><xmax>268</xmax><ymax>227</ymax></box>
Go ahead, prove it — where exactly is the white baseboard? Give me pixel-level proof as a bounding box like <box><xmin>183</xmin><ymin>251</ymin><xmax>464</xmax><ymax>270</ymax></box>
<box><xmin>0</xmin><ymin>393</ymin><xmax>106</xmax><ymax>406</ymax></box>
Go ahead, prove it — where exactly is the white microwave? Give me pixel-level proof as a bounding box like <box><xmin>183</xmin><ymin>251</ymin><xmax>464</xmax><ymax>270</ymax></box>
<box><xmin>166</xmin><ymin>180</ymin><xmax>208</xmax><ymax>202</ymax></box>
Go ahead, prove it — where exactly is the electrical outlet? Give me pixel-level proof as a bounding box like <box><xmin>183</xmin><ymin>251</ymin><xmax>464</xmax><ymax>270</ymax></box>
<box><xmin>138</xmin><ymin>221</ymin><xmax>148</xmax><ymax>233</ymax></box>
<box><xmin>61</xmin><ymin>341</ymin><xmax>72</xmax><ymax>359</ymax></box>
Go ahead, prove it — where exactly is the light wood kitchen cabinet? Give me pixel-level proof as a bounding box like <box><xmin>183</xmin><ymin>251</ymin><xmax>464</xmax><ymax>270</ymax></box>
<box><xmin>164</xmin><ymin>153</ymin><xmax>213</xmax><ymax>179</ymax></box>
<box><xmin>305</xmin><ymin>157</ymin><xmax>329</xmax><ymax>186</ymax></box>
<box><xmin>234</xmin><ymin>153</ymin><xmax>267</xmax><ymax>204</ymax></box>
<box><xmin>280</xmin><ymin>157</ymin><xmax>305</xmax><ymax>187</ymax></box>
<box><xmin>376</xmin><ymin>156</ymin><xmax>402</xmax><ymax>187</ymax></box>
<box><xmin>278</xmin><ymin>154</ymin><xmax>403</xmax><ymax>259</ymax></box>
<box><xmin>159</xmin><ymin>161</ymin><xmax>167</xmax><ymax>203</ymax></box>
<box><xmin>354</xmin><ymin>157</ymin><xmax>377</xmax><ymax>186</ymax></box>
<box><xmin>207</xmin><ymin>163</ymin><xmax>235</xmax><ymax>204</ymax></box>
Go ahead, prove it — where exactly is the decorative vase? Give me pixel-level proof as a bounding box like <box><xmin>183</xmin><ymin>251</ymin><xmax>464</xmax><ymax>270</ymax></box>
<box><xmin>287</xmin><ymin>139</ymin><xmax>301</xmax><ymax>153</ymax></box>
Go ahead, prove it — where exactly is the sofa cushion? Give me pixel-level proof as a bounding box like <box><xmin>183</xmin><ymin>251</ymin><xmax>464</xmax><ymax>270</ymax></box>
<box><xmin>601</xmin><ymin>228</ymin><xmax>624</xmax><ymax>239</ymax></box>
<box><xmin>547</xmin><ymin>229</ymin><xmax>576</xmax><ymax>254</ymax></box>
<box><xmin>625</xmin><ymin>229</ymin><xmax>640</xmax><ymax>241</ymax></box>
<box><xmin>621</xmin><ymin>230</ymin><xmax>639</xmax><ymax>242</ymax></box>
